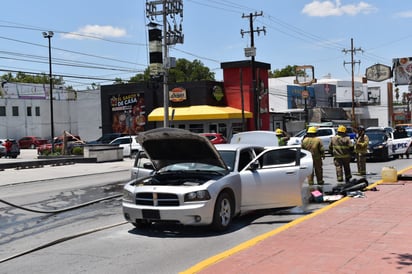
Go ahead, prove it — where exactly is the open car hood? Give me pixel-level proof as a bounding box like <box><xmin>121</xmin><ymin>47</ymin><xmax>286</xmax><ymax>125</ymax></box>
<box><xmin>137</xmin><ymin>128</ymin><xmax>228</xmax><ymax>170</ymax></box>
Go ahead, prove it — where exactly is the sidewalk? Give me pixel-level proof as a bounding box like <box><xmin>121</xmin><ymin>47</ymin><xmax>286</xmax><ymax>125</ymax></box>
<box><xmin>0</xmin><ymin>156</ymin><xmax>134</xmax><ymax>186</ymax></box>
<box><xmin>185</xmin><ymin>167</ymin><xmax>412</xmax><ymax>274</ymax></box>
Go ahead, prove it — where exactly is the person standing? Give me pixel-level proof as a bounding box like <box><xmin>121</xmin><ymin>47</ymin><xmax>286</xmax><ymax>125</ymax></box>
<box><xmin>354</xmin><ymin>126</ymin><xmax>369</xmax><ymax>176</ymax></box>
<box><xmin>301</xmin><ymin>127</ymin><xmax>325</xmax><ymax>186</ymax></box>
<box><xmin>275</xmin><ymin>128</ymin><xmax>290</xmax><ymax>146</ymax></box>
<box><xmin>329</xmin><ymin>125</ymin><xmax>353</xmax><ymax>183</ymax></box>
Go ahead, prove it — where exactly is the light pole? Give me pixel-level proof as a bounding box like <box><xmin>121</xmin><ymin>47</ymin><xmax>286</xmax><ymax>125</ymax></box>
<box><xmin>43</xmin><ymin>31</ymin><xmax>54</xmax><ymax>153</ymax></box>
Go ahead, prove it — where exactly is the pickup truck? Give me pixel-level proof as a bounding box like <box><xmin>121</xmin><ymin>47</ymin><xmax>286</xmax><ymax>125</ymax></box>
<box><xmin>365</xmin><ymin>127</ymin><xmax>412</xmax><ymax>161</ymax></box>
<box><xmin>287</xmin><ymin>127</ymin><xmax>356</xmax><ymax>154</ymax></box>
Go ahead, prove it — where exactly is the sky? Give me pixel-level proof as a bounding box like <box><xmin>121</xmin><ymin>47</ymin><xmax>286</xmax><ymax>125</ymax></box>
<box><xmin>1</xmin><ymin>0</ymin><xmax>412</xmax><ymax>92</ymax></box>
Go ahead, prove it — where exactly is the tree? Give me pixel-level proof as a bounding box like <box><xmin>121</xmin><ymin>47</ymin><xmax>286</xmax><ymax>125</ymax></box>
<box><xmin>269</xmin><ymin>65</ymin><xmax>298</xmax><ymax>78</ymax></box>
<box><xmin>129</xmin><ymin>67</ymin><xmax>151</xmax><ymax>83</ymax></box>
<box><xmin>0</xmin><ymin>72</ymin><xmax>65</xmax><ymax>85</ymax></box>
<box><xmin>169</xmin><ymin>59</ymin><xmax>215</xmax><ymax>82</ymax></box>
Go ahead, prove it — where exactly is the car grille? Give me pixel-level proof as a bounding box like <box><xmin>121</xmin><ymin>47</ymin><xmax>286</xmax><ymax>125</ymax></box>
<box><xmin>136</xmin><ymin>192</ymin><xmax>180</xmax><ymax>206</ymax></box>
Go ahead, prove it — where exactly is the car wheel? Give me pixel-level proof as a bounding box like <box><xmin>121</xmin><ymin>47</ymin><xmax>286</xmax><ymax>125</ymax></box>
<box><xmin>211</xmin><ymin>192</ymin><xmax>233</xmax><ymax>231</ymax></box>
<box><xmin>382</xmin><ymin>148</ymin><xmax>389</xmax><ymax>161</ymax></box>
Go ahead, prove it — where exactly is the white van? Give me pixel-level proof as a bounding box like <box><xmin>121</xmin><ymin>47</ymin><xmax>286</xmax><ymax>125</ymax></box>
<box><xmin>230</xmin><ymin>131</ymin><xmax>279</xmax><ymax>147</ymax></box>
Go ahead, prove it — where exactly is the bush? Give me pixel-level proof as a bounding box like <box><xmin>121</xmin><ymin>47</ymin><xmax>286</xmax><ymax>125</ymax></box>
<box><xmin>72</xmin><ymin>146</ymin><xmax>83</xmax><ymax>155</ymax></box>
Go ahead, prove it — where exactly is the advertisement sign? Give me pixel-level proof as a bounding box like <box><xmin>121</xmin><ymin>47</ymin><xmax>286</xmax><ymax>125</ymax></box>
<box><xmin>393</xmin><ymin>57</ymin><xmax>412</xmax><ymax>86</ymax></box>
<box><xmin>110</xmin><ymin>93</ymin><xmax>146</xmax><ymax>134</ymax></box>
<box><xmin>366</xmin><ymin>64</ymin><xmax>391</xmax><ymax>82</ymax></box>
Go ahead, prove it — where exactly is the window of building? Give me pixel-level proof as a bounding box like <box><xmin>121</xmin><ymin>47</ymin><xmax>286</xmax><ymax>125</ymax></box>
<box><xmin>188</xmin><ymin>124</ymin><xmax>203</xmax><ymax>133</ymax></box>
<box><xmin>0</xmin><ymin>106</ymin><xmax>5</xmax><ymax>116</ymax></box>
<box><xmin>27</xmin><ymin>106</ymin><xmax>32</xmax><ymax>116</ymax></box>
<box><xmin>12</xmin><ymin>106</ymin><xmax>19</xmax><ymax>116</ymax></box>
<box><xmin>35</xmin><ymin>106</ymin><xmax>40</xmax><ymax>116</ymax></box>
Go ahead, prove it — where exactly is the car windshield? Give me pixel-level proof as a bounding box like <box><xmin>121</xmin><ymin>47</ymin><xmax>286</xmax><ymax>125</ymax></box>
<box><xmin>366</xmin><ymin>132</ymin><xmax>386</xmax><ymax>142</ymax></box>
<box><xmin>159</xmin><ymin>162</ymin><xmax>227</xmax><ymax>173</ymax></box>
<box><xmin>217</xmin><ymin>150</ymin><xmax>236</xmax><ymax>172</ymax></box>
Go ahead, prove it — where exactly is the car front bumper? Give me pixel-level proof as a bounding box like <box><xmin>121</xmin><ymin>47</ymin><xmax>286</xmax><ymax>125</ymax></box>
<box><xmin>122</xmin><ymin>199</ymin><xmax>216</xmax><ymax>226</ymax></box>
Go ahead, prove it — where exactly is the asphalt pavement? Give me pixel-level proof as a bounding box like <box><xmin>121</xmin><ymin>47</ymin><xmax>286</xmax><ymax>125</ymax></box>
<box><xmin>3</xmin><ymin>150</ymin><xmax>412</xmax><ymax>273</ymax></box>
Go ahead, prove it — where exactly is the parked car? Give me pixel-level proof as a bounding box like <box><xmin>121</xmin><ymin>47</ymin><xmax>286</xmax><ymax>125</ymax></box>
<box><xmin>122</xmin><ymin>128</ymin><xmax>312</xmax><ymax>231</ymax></box>
<box><xmin>109</xmin><ymin>135</ymin><xmax>141</xmax><ymax>157</ymax></box>
<box><xmin>0</xmin><ymin>139</ymin><xmax>20</xmax><ymax>158</ymax></box>
<box><xmin>0</xmin><ymin>143</ymin><xmax>6</xmax><ymax>157</ymax></box>
<box><xmin>18</xmin><ymin>136</ymin><xmax>48</xmax><ymax>149</ymax></box>
<box><xmin>199</xmin><ymin>133</ymin><xmax>227</xmax><ymax>144</ymax></box>
<box><xmin>287</xmin><ymin>127</ymin><xmax>336</xmax><ymax>153</ymax></box>
<box><xmin>365</xmin><ymin>127</ymin><xmax>412</xmax><ymax>161</ymax></box>
<box><xmin>37</xmin><ymin>135</ymin><xmax>83</xmax><ymax>155</ymax></box>
<box><xmin>230</xmin><ymin>130</ymin><xmax>279</xmax><ymax>146</ymax></box>
<box><xmin>87</xmin><ymin>133</ymin><xmax>127</xmax><ymax>144</ymax></box>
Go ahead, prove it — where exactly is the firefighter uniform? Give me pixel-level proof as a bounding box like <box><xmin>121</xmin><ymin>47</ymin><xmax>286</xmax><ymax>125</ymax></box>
<box><xmin>275</xmin><ymin>128</ymin><xmax>289</xmax><ymax>146</ymax></box>
<box><xmin>329</xmin><ymin>125</ymin><xmax>353</xmax><ymax>182</ymax></box>
<box><xmin>354</xmin><ymin>126</ymin><xmax>369</xmax><ymax>176</ymax></box>
<box><xmin>301</xmin><ymin>127</ymin><xmax>325</xmax><ymax>185</ymax></box>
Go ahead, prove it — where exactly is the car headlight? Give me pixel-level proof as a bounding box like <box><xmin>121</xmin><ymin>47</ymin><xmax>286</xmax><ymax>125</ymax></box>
<box><xmin>184</xmin><ymin>190</ymin><xmax>211</xmax><ymax>202</ymax></box>
<box><xmin>123</xmin><ymin>189</ymin><xmax>135</xmax><ymax>202</ymax></box>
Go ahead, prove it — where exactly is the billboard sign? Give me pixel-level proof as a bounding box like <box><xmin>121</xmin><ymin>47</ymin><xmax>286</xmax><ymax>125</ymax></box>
<box><xmin>393</xmin><ymin>57</ymin><xmax>412</xmax><ymax>86</ymax></box>
<box><xmin>365</xmin><ymin>64</ymin><xmax>391</xmax><ymax>82</ymax></box>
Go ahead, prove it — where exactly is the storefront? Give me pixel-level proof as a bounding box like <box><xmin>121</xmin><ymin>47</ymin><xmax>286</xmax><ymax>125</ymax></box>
<box><xmin>100</xmin><ymin>80</ymin><xmax>252</xmax><ymax>139</ymax></box>
<box><xmin>148</xmin><ymin>105</ymin><xmax>252</xmax><ymax>137</ymax></box>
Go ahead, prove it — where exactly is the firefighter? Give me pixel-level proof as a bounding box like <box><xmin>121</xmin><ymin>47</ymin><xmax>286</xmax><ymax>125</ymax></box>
<box><xmin>275</xmin><ymin>128</ymin><xmax>289</xmax><ymax>146</ymax></box>
<box><xmin>329</xmin><ymin>125</ymin><xmax>353</xmax><ymax>183</ymax></box>
<box><xmin>301</xmin><ymin>126</ymin><xmax>325</xmax><ymax>186</ymax></box>
<box><xmin>354</xmin><ymin>125</ymin><xmax>369</xmax><ymax>176</ymax></box>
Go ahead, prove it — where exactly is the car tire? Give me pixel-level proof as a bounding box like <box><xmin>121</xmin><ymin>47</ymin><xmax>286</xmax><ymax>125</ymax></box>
<box><xmin>211</xmin><ymin>192</ymin><xmax>233</xmax><ymax>231</ymax></box>
<box><xmin>382</xmin><ymin>148</ymin><xmax>390</xmax><ymax>161</ymax></box>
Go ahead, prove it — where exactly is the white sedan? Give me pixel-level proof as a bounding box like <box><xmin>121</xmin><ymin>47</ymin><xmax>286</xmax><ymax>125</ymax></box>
<box><xmin>109</xmin><ymin>135</ymin><xmax>141</xmax><ymax>157</ymax></box>
<box><xmin>122</xmin><ymin>128</ymin><xmax>313</xmax><ymax>231</ymax></box>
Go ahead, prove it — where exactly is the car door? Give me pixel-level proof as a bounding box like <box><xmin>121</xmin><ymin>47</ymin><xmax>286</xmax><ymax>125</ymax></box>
<box><xmin>130</xmin><ymin>150</ymin><xmax>155</xmax><ymax>180</ymax></box>
<box><xmin>239</xmin><ymin>147</ymin><xmax>305</xmax><ymax>211</ymax></box>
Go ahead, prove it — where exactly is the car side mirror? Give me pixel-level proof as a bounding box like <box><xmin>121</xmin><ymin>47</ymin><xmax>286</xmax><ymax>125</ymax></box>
<box><xmin>143</xmin><ymin>162</ymin><xmax>155</xmax><ymax>170</ymax></box>
<box><xmin>248</xmin><ymin>161</ymin><xmax>259</xmax><ymax>171</ymax></box>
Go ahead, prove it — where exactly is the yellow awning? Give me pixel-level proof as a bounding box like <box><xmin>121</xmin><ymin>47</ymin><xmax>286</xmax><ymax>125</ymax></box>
<box><xmin>148</xmin><ymin>105</ymin><xmax>253</xmax><ymax>121</ymax></box>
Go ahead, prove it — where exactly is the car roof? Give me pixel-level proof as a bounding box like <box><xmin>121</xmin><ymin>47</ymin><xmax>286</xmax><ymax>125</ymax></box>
<box><xmin>112</xmin><ymin>135</ymin><xmax>138</xmax><ymax>140</ymax></box>
<box><xmin>215</xmin><ymin>143</ymin><xmax>263</xmax><ymax>151</ymax></box>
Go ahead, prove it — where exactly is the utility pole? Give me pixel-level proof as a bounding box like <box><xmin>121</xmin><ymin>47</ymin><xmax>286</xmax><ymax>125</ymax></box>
<box><xmin>343</xmin><ymin>38</ymin><xmax>362</xmax><ymax>128</ymax></box>
<box><xmin>146</xmin><ymin>0</ymin><xmax>184</xmax><ymax>128</ymax></box>
<box><xmin>241</xmin><ymin>11</ymin><xmax>266</xmax><ymax>130</ymax></box>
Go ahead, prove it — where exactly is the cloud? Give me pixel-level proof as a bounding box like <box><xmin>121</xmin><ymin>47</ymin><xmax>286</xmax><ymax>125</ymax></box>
<box><xmin>396</xmin><ymin>10</ymin><xmax>412</xmax><ymax>18</ymax></box>
<box><xmin>302</xmin><ymin>0</ymin><xmax>377</xmax><ymax>17</ymax></box>
<box><xmin>61</xmin><ymin>25</ymin><xmax>127</xmax><ymax>40</ymax></box>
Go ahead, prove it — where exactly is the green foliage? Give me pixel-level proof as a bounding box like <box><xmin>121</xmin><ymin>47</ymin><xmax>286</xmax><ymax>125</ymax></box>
<box><xmin>129</xmin><ymin>59</ymin><xmax>215</xmax><ymax>84</ymax></box>
<box><xmin>169</xmin><ymin>59</ymin><xmax>215</xmax><ymax>82</ymax></box>
<box><xmin>269</xmin><ymin>65</ymin><xmax>299</xmax><ymax>78</ymax></box>
<box><xmin>0</xmin><ymin>72</ymin><xmax>65</xmax><ymax>85</ymax></box>
<box><xmin>129</xmin><ymin>67</ymin><xmax>151</xmax><ymax>83</ymax></box>
<box><xmin>72</xmin><ymin>146</ymin><xmax>83</xmax><ymax>155</ymax></box>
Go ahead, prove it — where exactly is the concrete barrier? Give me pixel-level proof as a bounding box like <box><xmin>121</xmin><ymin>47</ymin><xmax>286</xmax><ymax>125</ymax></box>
<box><xmin>83</xmin><ymin>145</ymin><xmax>123</xmax><ymax>162</ymax></box>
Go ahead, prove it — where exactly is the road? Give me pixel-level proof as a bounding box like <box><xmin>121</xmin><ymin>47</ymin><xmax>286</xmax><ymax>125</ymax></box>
<box><xmin>0</xmin><ymin>150</ymin><xmax>411</xmax><ymax>273</ymax></box>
